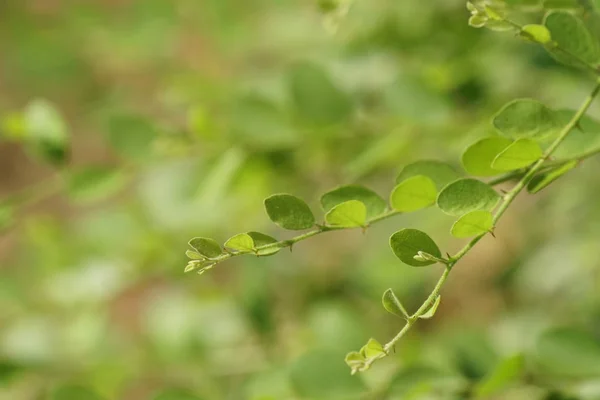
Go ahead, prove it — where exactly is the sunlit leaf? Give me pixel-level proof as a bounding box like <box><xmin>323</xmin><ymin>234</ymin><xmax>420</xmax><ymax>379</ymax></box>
<box><xmin>437</xmin><ymin>178</ymin><xmax>500</xmax><ymax>216</ymax></box>
<box><xmin>153</xmin><ymin>389</ymin><xmax>203</xmax><ymax>400</ymax></box>
<box><xmin>493</xmin><ymin>99</ymin><xmax>560</xmax><ymax>141</ymax></box>
<box><xmin>24</xmin><ymin>99</ymin><xmax>70</xmax><ymax>165</ymax></box>
<box><xmin>106</xmin><ymin>114</ymin><xmax>158</xmax><ymax>160</ymax></box>
<box><xmin>188</xmin><ymin>237</ymin><xmax>222</xmax><ymax>258</ymax></box>
<box><xmin>390</xmin><ymin>175</ymin><xmax>437</xmax><ymax>212</ymax></box>
<box><xmin>390</xmin><ymin>229</ymin><xmax>441</xmax><ymax>267</ymax></box>
<box><xmin>462</xmin><ymin>137</ymin><xmax>513</xmax><ymax>176</ymax></box>
<box><xmin>324</xmin><ymin>200</ymin><xmax>367</xmax><ymax>227</ymax></box>
<box><xmin>264</xmin><ymin>194</ymin><xmax>316</xmax><ymax>230</ymax></box>
<box><xmin>520</xmin><ymin>24</ymin><xmax>552</xmax><ymax>44</ymax></box>
<box><xmin>451</xmin><ymin>210</ymin><xmax>494</xmax><ymax>238</ymax></box>
<box><xmin>344</xmin><ymin>351</ymin><xmax>366</xmax><ymax>375</ymax></box>
<box><xmin>491</xmin><ymin>138</ymin><xmax>542</xmax><ymax>171</ymax></box>
<box><xmin>224</xmin><ymin>233</ymin><xmax>255</xmax><ymax>252</ymax></box>
<box><xmin>320</xmin><ymin>185</ymin><xmax>386</xmax><ymax>220</ymax></box>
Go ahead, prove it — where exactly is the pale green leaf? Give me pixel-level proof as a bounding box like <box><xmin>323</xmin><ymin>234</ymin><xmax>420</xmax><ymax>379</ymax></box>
<box><xmin>185</xmin><ymin>250</ymin><xmax>204</xmax><ymax>260</ymax></box>
<box><xmin>492</xmin><ymin>99</ymin><xmax>560</xmax><ymax>140</ymax></box>
<box><xmin>224</xmin><ymin>233</ymin><xmax>255</xmax><ymax>252</ymax></box>
<box><xmin>469</xmin><ymin>15</ymin><xmax>488</xmax><ymax>28</ymax></box>
<box><xmin>520</xmin><ymin>24</ymin><xmax>552</xmax><ymax>44</ymax></box>
<box><xmin>361</xmin><ymin>338</ymin><xmax>386</xmax><ymax>360</ymax></box>
<box><xmin>419</xmin><ymin>295</ymin><xmax>441</xmax><ymax>319</ymax></box>
<box><xmin>389</xmin><ymin>229</ymin><xmax>442</xmax><ymax>267</ymax></box>
<box><xmin>247</xmin><ymin>231</ymin><xmax>280</xmax><ymax>256</ymax></box>
<box><xmin>344</xmin><ymin>351</ymin><xmax>366</xmax><ymax>375</ymax></box>
<box><xmin>461</xmin><ymin>137</ymin><xmax>513</xmax><ymax>176</ymax></box>
<box><xmin>264</xmin><ymin>194</ymin><xmax>316</xmax><ymax>230</ymax></box>
<box><xmin>382</xmin><ymin>289</ymin><xmax>409</xmax><ymax>319</ymax></box>
<box><xmin>536</xmin><ymin>328</ymin><xmax>600</xmax><ymax>377</ymax></box>
<box><xmin>474</xmin><ymin>354</ymin><xmax>525</xmax><ymax>397</ymax></box>
<box><xmin>451</xmin><ymin>210</ymin><xmax>494</xmax><ymax>238</ymax></box>
<box><xmin>324</xmin><ymin>200</ymin><xmax>367</xmax><ymax>227</ymax></box>
<box><xmin>320</xmin><ymin>184</ymin><xmax>386</xmax><ymax>219</ymax></box>
<box><xmin>390</xmin><ymin>175</ymin><xmax>437</xmax><ymax>212</ymax></box>
<box><xmin>396</xmin><ymin>160</ymin><xmax>461</xmax><ymax>190</ymax></box>
<box><xmin>527</xmin><ymin>161</ymin><xmax>578</xmax><ymax>193</ymax></box>
<box><xmin>188</xmin><ymin>237</ymin><xmax>222</xmax><ymax>258</ymax></box>
<box><xmin>491</xmin><ymin>138</ymin><xmax>542</xmax><ymax>171</ymax></box>
<box><xmin>544</xmin><ymin>11</ymin><xmax>600</xmax><ymax>68</ymax></box>
<box><xmin>437</xmin><ymin>178</ymin><xmax>501</xmax><ymax>216</ymax></box>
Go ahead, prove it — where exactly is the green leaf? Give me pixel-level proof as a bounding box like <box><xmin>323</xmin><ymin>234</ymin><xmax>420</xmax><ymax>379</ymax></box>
<box><xmin>320</xmin><ymin>184</ymin><xmax>386</xmax><ymax>220</ymax></box>
<box><xmin>264</xmin><ymin>194</ymin><xmax>316</xmax><ymax>230</ymax></box>
<box><xmin>360</xmin><ymin>338</ymin><xmax>386</xmax><ymax>360</ymax></box>
<box><xmin>288</xmin><ymin>62</ymin><xmax>353</xmax><ymax>126</ymax></box>
<box><xmin>382</xmin><ymin>289</ymin><xmax>409</xmax><ymax>319</ymax></box>
<box><xmin>290</xmin><ymin>350</ymin><xmax>365</xmax><ymax>398</ymax></box>
<box><xmin>389</xmin><ymin>229</ymin><xmax>442</xmax><ymax>267</ymax></box>
<box><xmin>324</xmin><ymin>200</ymin><xmax>367</xmax><ymax>228</ymax></box>
<box><xmin>390</xmin><ymin>175</ymin><xmax>438</xmax><ymax>212</ymax></box>
<box><xmin>544</xmin><ymin>11</ymin><xmax>600</xmax><ymax>68</ymax></box>
<box><xmin>247</xmin><ymin>231</ymin><xmax>280</xmax><ymax>256</ymax></box>
<box><xmin>67</xmin><ymin>166</ymin><xmax>127</xmax><ymax>203</ymax></box>
<box><xmin>469</xmin><ymin>15</ymin><xmax>488</xmax><ymax>28</ymax></box>
<box><xmin>492</xmin><ymin>99</ymin><xmax>560</xmax><ymax>141</ymax></box>
<box><xmin>451</xmin><ymin>210</ymin><xmax>494</xmax><ymax>238</ymax></box>
<box><xmin>437</xmin><ymin>178</ymin><xmax>501</xmax><ymax>216</ymax></box>
<box><xmin>106</xmin><ymin>114</ymin><xmax>158</xmax><ymax>160</ymax></box>
<box><xmin>419</xmin><ymin>295</ymin><xmax>441</xmax><ymax>319</ymax></box>
<box><xmin>188</xmin><ymin>237</ymin><xmax>222</xmax><ymax>258</ymax></box>
<box><xmin>474</xmin><ymin>354</ymin><xmax>525</xmax><ymax>397</ymax></box>
<box><xmin>527</xmin><ymin>161</ymin><xmax>578</xmax><ymax>193</ymax></box>
<box><xmin>491</xmin><ymin>138</ymin><xmax>542</xmax><ymax>171</ymax></box>
<box><xmin>224</xmin><ymin>233</ymin><xmax>255</xmax><ymax>252</ymax></box>
<box><xmin>461</xmin><ymin>137</ymin><xmax>513</xmax><ymax>176</ymax></box>
<box><xmin>520</xmin><ymin>24</ymin><xmax>552</xmax><ymax>44</ymax></box>
<box><xmin>49</xmin><ymin>385</ymin><xmax>104</xmax><ymax>400</ymax></box>
<box><xmin>186</xmin><ymin>250</ymin><xmax>204</xmax><ymax>260</ymax></box>
<box><xmin>396</xmin><ymin>160</ymin><xmax>461</xmax><ymax>190</ymax></box>
<box><xmin>24</xmin><ymin>99</ymin><xmax>69</xmax><ymax>165</ymax></box>
<box><xmin>536</xmin><ymin>328</ymin><xmax>600</xmax><ymax>377</ymax></box>
<box><xmin>344</xmin><ymin>351</ymin><xmax>366</xmax><ymax>375</ymax></box>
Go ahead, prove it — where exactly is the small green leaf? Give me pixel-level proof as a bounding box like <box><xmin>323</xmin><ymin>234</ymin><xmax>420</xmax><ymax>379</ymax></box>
<box><xmin>24</xmin><ymin>99</ymin><xmax>70</xmax><ymax>165</ymax></box>
<box><xmin>390</xmin><ymin>175</ymin><xmax>437</xmax><ymax>212</ymax></box>
<box><xmin>49</xmin><ymin>385</ymin><xmax>104</xmax><ymax>400</ymax></box>
<box><xmin>247</xmin><ymin>231</ymin><xmax>280</xmax><ymax>256</ymax></box>
<box><xmin>520</xmin><ymin>24</ymin><xmax>552</xmax><ymax>44</ymax></box>
<box><xmin>396</xmin><ymin>160</ymin><xmax>461</xmax><ymax>190</ymax></box>
<box><xmin>536</xmin><ymin>328</ymin><xmax>600</xmax><ymax>377</ymax></box>
<box><xmin>451</xmin><ymin>210</ymin><xmax>494</xmax><ymax>238</ymax></box>
<box><xmin>527</xmin><ymin>161</ymin><xmax>578</xmax><ymax>193</ymax></box>
<box><xmin>437</xmin><ymin>178</ymin><xmax>501</xmax><ymax>216</ymax></box>
<box><xmin>186</xmin><ymin>250</ymin><xmax>204</xmax><ymax>260</ymax></box>
<box><xmin>544</xmin><ymin>11</ymin><xmax>600</xmax><ymax>68</ymax></box>
<box><xmin>493</xmin><ymin>99</ymin><xmax>560</xmax><ymax>141</ymax></box>
<box><xmin>264</xmin><ymin>194</ymin><xmax>316</xmax><ymax>230</ymax></box>
<box><xmin>320</xmin><ymin>184</ymin><xmax>386</xmax><ymax>219</ymax></box>
<box><xmin>324</xmin><ymin>200</ymin><xmax>367</xmax><ymax>227</ymax></box>
<box><xmin>469</xmin><ymin>15</ymin><xmax>488</xmax><ymax>28</ymax></box>
<box><xmin>461</xmin><ymin>137</ymin><xmax>513</xmax><ymax>176</ymax></box>
<box><xmin>419</xmin><ymin>295</ymin><xmax>441</xmax><ymax>319</ymax></box>
<box><xmin>361</xmin><ymin>338</ymin><xmax>386</xmax><ymax>359</ymax></box>
<box><xmin>474</xmin><ymin>354</ymin><xmax>525</xmax><ymax>397</ymax></box>
<box><xmin>382</xmin><ymin>289</ymin><xmax>409</xmax><ymax>319</ymax></box>
<box><xmin>390</xmin><ymin>229</ymin><xmax>442</xmax><ymax>267</ymax></box>
<box><xmin>344</xmin><ymin>351</ymin><xmax>366</xmax><ymax>375</ymax></box>
<box><xmin>67</xmin><ymin>166</ymin><xmax>127</xmax><ymax>203</ymax></box>
<box><xmin>188</xmin><ymin>237</ymin><xmax>222</xmax><ymax>258</ymax></box>
<box><xmin>491</xmin><ymin>139</ymin><xmax>542</xmax><ymax>171</ymax></box>
<box><xmin>224</xmin><ymin>233</ymin><xmax>255</xmax><ymax>252</ymax></box>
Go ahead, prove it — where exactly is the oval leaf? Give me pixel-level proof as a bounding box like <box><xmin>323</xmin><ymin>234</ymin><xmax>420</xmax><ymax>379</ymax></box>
<box><xmin>437</xmin><ymin>178</ymin><xmax>501</xmax><ymax>216</ymax></box>
<box><xmin>491</xmin><ymin>138</ymin><xmax>542</xmax><ymax>171</ymax></box>
<box><xmin>390</xmin><ymin>229</ymin><xmax>442</xmax><ymax>267</ymax></box>
<box><xmin>224</xmin><ymin>233</ymin><xmax>255</xmax><ymax>252</ymax></box>
<box><xmin>382</xmin><ymin>288</ymin><xmax>409</xmax><ymax>319</ymax></box>
<box><xmin>396</xmin><ymin>160</ymin><xmax>461</xmax><ymax>190</ymax></box>
<box><xmin>544</xmin><ymin>11</ymin><xmax>600</xmax><ymax>68</ymax></box>
<box><xmin>188</xmin><ymin>237</ymin><xmax>222</xmax><ymax>258</ymax></box>
<box><xmin>264</xmin><ymin>194</ymin><xmax>316</xmax><ymax>230</ymax></box>
<box><xmin>451</xmin><ymin>210</ymin><xmax>494</xmax><ymax>238</ymax></box>
<box><xmin>492</xmin><ymin>99</ymin><xmax>560</xmax><ymax>140</ymax></box>
<box><xmin>461</xmin><ymin>137</ymin><xmax>513</xmax><ymax>176</ymax></box>
<box><xmin>390</xmin><ymin>175</ymin><xmax>437</xmax><ymax>212</ymax></box>
<box><xmin>320</xmin><ymin>184</ymin><xmax>386</xmax><ymax>220</ymax></box>
<box><xmin>324</xmin><ymin>200</ymin><xmax>367</xmax><ymax>227</ymax></box>
<box><xmin>247</xmin><ymin>231</ymin><xmax>280</xmax><ymax>256</ymax></box>
<box><xmin>419</xmin><ymin>295</ymin><xmax>441</xmax><ymax>319</ymax></box>
<box><xmin>345</xmin><ymin>351</ymin><xmax>366</xmax><ymax>375</ymax></box>
<box><xmin>360</xmin><ymin>338</ymin><xmax>386</xmax><ymax>360</ymax></box>
<box><xmin>520</xmin><ymin>24</ymin><xmax>552</xmax><ymax>44</ymax></box>
<box><xmin>527</xmin><ymin>160</ymin><xmax>578</xmax><ymax>194</ymax></box>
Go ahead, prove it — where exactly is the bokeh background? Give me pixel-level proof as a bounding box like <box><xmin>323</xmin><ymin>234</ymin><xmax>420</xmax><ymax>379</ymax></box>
<box><xmin>1</xmin><ymin>0</ymin><xmax>600</xmax><ymax>399</ymax></box>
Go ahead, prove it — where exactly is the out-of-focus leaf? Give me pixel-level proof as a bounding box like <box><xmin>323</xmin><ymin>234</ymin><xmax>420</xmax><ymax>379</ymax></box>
<box><xmin>544</xmin><ymin>11</ymin><xmax>600</xmax><ymax>68</ymax></box>
<box><xmin>67</xmin><ymin>166</ymin><xmax>127</xmax><ymax>203</ymax></box>
<box><xmin>24</xmin><ymin>99</ymin><xmax>70</xmax><ymax>165</ymax></box>
<box><xmin>462</xmin><ymin>137</ymin><xmax>513</xmax><ymax>176</ymax></box>
<box><xmin>536</xmin><ymin>328</ymin><xmax>600</xmax><ymax>377</ymax></box>
<box><xmin>491</xmin><ymin>138</ymin><xmax>542</xmax><ymax>171</ymax></box>
<box><xmin>153</xmin><ymin>389</ymin><xmax>203</xmax><ymax>400</ymax></box>
<box><xmin>0</xmin><ymin>203</ymin><xmax>15</xmax><ymax>232</ymax></box>
<box><xmin>527</xmin><ymin>161</ymin><xmax>578</xmax><ymax>193</ymax></box>
<box><xmin>474</xmin><ymin>354</ymin><xmax>525</xmax><ymax>398</ymax></box>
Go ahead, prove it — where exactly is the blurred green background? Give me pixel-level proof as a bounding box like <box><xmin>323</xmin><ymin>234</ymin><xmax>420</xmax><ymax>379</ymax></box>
<box><xmin>1</xmin><ymin>0</ymin><xmax>600</xmax><ymax>399</ymax></box>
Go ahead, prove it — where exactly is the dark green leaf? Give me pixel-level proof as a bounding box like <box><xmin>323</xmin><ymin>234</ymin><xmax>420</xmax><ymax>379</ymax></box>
<box><xmin>390</xmin><ymin>175</ymin><xmax>437</xmax><ymax>212</ymax></box>
<box><xmin>320</xmin><ymin>184</ymin><xmax>386</xmax><ymax>220</ymax></box>
<box><xmin>324</xmin><ymin>200</ymin><xmax>367</xmax><ymax>227</ymax></box>
<box><xmin>461</xmin><ymin>137</ymin><xmax>513</xmax><ymax>176</ymax></box>
<box><xmin>106</xmin><ymin>114</ymin><xmax>158</xmax><ymax>160</ymax></box>
<box><xmin>264</xmin><ymin>194</ymin><xmax>316</xmax><ymax>230</ymax></box>
<box><xmin>188</xmin><ymin>237</ymin><xmax>222</xmax><ymax>258</ymax></box>
<box><xmin>247</xmin><ymin>231</ymin><xmax>280</xmax><ymax>256</ymax></box>
<box><xmin>396</xmin><ymin>160</ymin><xmax>461</xmax><ymax>190</ymax></box>
<box><xmin>389</xmin><ymin>229</ymin><xmax>442</xmax><ymax>267</ymax></box>
<box><xmin>437</xmin><ymin>178</ymin><xmax>500</xmax><ymax>216</ymax></box>
<box><xmin>491</xmin><ymin>138</ymin><xmax>542</xmax><ymax>171</ymax></box>
<box><xmin>544</xmin><ymin>11</ymin><xmax>600</xmax><ymax>68</ymax></box>
<box><xmin>528</xmin><ymin>161</ymin><xmax>578</xmax><ymax>193</ymax></box>
<box><xmin>520</xmin><ymin>24</ymin><xmax>552</xmax><ymax>44</ymax></box>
